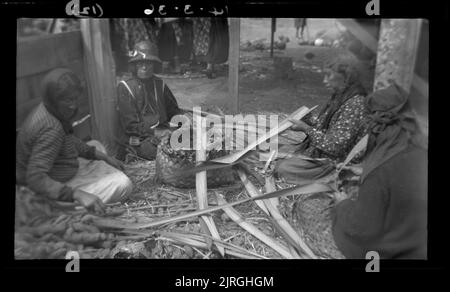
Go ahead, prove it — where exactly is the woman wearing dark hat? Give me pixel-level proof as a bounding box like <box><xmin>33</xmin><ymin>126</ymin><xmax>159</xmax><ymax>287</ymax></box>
<box><xmin>16</xmin><ymin>68</ymin><xmax>133</xmax><ymax>214</ymax></box>
<box><xmin>116</xmin><ymin>40</ymin><xmax>183</xmax><ymax>161</ymax></box>
<box><xmin>291</xmin><ymin>83</ymin><xmax>428</xmax><ymax>259</ymax></box>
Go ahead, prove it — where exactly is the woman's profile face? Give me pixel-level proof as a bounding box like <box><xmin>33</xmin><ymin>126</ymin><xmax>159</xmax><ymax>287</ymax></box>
<box><xmin>323</xmin><ymin>69</ymin><xmax>346</xmax><ymax>92</ymax></box>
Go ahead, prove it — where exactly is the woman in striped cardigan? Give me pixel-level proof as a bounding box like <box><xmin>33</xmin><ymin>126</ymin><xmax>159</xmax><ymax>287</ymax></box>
<box><xmin>16</xmin><ymin>68</ymin><xmax>133</xmax><ymax>214</ymax></box>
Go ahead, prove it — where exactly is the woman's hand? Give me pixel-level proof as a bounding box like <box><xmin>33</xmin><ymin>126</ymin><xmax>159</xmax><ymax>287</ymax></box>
<box><xmin>336</xmin><ymin>163</ymin><xmax>363</xmax><ymax>176</ymax></box>
<box><xmin>333</xmin><ymin>191</ymin><xmax>349</xmax><ymax>204</ymax></box>
<box><xmin>73</xmin><ymin>189</ymin><xmax>106</xmax><ymax>215</ymax></box>
<box><xmin>104</xmin><ymin>155</ymin><xmax>125</xmax><ymax>171</ymax></box>
<box><xmin>289</xmin><ymin>118</ymin><xmax>312</xmax><ymax>132</ymax></box>
<box><xmin>154</xmin><ymin>128</ymin><xmax>172</xmax><ymax>139</ymax></box>
<box><xmin>95</xmin><ymin>150</ymin><xmax>124</xmax><ymax>171</ymax></box>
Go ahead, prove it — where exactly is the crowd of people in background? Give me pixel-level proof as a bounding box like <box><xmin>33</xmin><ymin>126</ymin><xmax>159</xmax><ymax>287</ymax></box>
<box><xmin>17</xmin><ymin>18</ymin><xmax>231</xmax><ymax>79</ymax></box>
<box><xmin>109</xmin><ymin>18</ymin><xmax>229</xmax><ymax>78</ymax></box>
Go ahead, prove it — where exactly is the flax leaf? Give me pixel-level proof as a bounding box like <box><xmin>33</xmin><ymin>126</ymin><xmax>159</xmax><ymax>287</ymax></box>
<box><xmin>215</xmin><ymin>193</ymin><xmax>294</xmax><ymax>259</ymax></box>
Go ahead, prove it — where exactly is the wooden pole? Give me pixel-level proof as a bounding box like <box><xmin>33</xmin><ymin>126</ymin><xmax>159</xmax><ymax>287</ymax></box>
<box><xmin>228</xmin><ymin>18</ymin><xmax>240</xmax><ymax>114</ymax></box>
<box><xmin>270</xmin><ymin>18</ymin><xmax>276</xmax><ymax>57</ymax></box>
<box><xmin>47</xmin><ymin>18</ymin><xmax>57</xmax><ymax>33</ymax></box>
<box><xmin>194</xmin><ymin>107</ymin><xmax>225</xmax><ymax>256</ymax></box>
<box><xmin>374</xmin><ymin>19</ymin><xmax>428</xmax><ymax>136</ymax></box>
<box><xmin>337</xmin><ymin>19</ymin><xmax>379</xmax><ymax>55</ymax></box>
<box><xmin>80</xmin><ymin>19</ymin><xmax>118</xmax><ymax>154</ymax></box>
<box><xmin>373</xmin><ymin>19</ymin><xmax>422</xmax><ymax>93</ymax></box>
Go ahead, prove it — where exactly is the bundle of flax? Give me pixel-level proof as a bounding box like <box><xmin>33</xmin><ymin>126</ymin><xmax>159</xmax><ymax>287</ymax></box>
<box><xmin>14</xmin><ymin>186</ymin><xmax>127</xmax><ymax>259</ymax></box>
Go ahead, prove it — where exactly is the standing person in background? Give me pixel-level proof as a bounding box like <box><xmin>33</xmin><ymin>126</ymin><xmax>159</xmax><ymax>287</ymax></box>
<box><xmin>275</xmin><ymin>53</ymin><xmax>369</xmax><ymax>184</ymax></box>
<box><xmin>294</xmin><ymin>18</ymin><xmax>307</xmax><ymax>40</ymax></box>
<box><xmin>158</xmin><ymin>17</ymin><xmax>194</xmax><ymax>74</ymax></box>
<box><xmin>157</xmin><ymin>18</ymin><xmax>179</xmax><ymax>73</ymax></box>
<box><xmin>157</xmin><ymin>18</ymin><xmax>194</xmax><ymax>74</ymax></box>
<box><xmin>110</xmin><ymin>18</ymin><xmax>160</xmax><ymax>76</ymax></box>
<box><xmin>193</xmin><ymin>18</ymin><xmax>229</xmax><ymax>79</ymax></box>
<box><xmin>173</xmin><ymin>18</ymin><xmax>194</xmax><ymax>66</ymax></box>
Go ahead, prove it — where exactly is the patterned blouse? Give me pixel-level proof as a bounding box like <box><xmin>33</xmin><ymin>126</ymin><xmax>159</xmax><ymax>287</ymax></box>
<box><xmin>302</xmin><ymin>95</ymin><xmax>368</xmax><ymax>161</ymax></box>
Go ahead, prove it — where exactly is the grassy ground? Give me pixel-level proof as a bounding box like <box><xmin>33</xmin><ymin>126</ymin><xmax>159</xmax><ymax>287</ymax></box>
<box><xmin>240</xmin><ymin>18</ymin><xmax>342</xmax><ymax>48</ymax></box>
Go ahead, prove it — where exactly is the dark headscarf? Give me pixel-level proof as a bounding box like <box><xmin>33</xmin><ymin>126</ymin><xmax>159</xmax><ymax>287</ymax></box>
<box><xmin>41</xmin><ymin>68</ymin><xmax>83</xmax><ymax>133</ymax></box>
<box><xmin>360</xmin><ymin>83</ymin><xmax>426</xmax><ymax>182</ymax></box>
<box><xmin>318</xmin><ymin>54</ymin><xmax>367</xmax><ymax>131</ymax></box>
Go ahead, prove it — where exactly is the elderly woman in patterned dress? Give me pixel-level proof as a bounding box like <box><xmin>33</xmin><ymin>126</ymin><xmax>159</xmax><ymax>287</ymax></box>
<box><xmin>275</xmin><ymin>54</ymin><xmax>369</xmax><ymax>184</ymax></box>
<box><xmin>274</xmin><ymin>54</ymin><xmax>369</xmax><ymax>259</ymax></box>
<box><xmin>292</xmin><ymin>84</ymin><xmax>427</xmax><ymax>259</ymax></box>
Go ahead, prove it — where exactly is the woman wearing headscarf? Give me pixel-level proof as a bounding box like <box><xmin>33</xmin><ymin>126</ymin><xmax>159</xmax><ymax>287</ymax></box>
<box><xmin>275</xmin><ymin>54</ymin><xmax>368</xmax><ymax>184</ymax></box>
<box><xmin>16</xmin><ymin>68</ymin><xmax>133</xmax><ymax>214</ymax></box>
<box><xmin>292</xmin><ymin>83</ymin><xmax>428</xmax><ymax>259</ymax></box>
<box><xmin>331</xmin><ymin>83</ymin><xmax>428</xmax><ymax>259</ymax></box>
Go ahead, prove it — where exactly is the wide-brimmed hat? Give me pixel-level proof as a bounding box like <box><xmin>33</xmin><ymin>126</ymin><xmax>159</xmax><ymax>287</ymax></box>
<box><xmin>128</xmin><ymin>41</ymin><xmax>162</xmax><ymax>64</ymax></box>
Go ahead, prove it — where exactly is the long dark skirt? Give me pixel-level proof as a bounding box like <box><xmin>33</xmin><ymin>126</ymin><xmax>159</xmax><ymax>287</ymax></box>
<box><xmin>206</xmin><ymin>18</ymin><xmax>229</xmax><ymax>64</ymax></box>
<box><xmin>175</xmin><ymin>19</ymin><xmax>194</xmax><ymax>63</ymax></box>
<box><xmin>158</xmin><ymin>22</ymin><xmax>178</xmax><ymax>62</ymax></box>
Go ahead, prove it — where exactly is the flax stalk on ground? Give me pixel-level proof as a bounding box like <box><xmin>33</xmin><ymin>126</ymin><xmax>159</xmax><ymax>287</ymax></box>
<box><xmin>92</xmin><ymin>183</ymin><xmax>333</xmax><ymax>230</ymax></box>
<box><xmin>215</xmin><ymin>193</ymin><xmax>294</xmax><ymax>259</ymax></box>
<box><xmin>238</xmin><ymin>170</ymin><xmax>317</xmax><ymax>259</ymax></box>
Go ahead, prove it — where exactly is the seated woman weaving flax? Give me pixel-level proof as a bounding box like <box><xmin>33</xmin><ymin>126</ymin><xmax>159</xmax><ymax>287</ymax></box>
<box><xmin>275</xmin><ymin>54</ymin><xmax>369</xmax><ymax>183</ymax></box>
<box><xmin>292</xmin><ymin>84</ymin><xmax>428</xmax><ymax>259</ymax></box>
<box><xmin>16</xmin><ymin>68</ymin><xmax>133</xmax><ymax>215</ymax></box>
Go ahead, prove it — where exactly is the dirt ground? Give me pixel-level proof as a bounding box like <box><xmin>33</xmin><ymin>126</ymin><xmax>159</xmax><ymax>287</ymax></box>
<box><xmin>165</xmin><ymin>18</ymin><xmax>348</xmax><ymax>115</ymax></box>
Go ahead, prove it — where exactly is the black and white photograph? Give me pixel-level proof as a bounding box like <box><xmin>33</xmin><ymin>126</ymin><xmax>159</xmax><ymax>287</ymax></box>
<box><xmin>12</xmin><ymin>2</ymin><xmax>433</xmax><ymax>268</ymax></box>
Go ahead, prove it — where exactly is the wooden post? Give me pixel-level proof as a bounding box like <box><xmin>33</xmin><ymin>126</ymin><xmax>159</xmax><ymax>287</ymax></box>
<box><xmin>373</xmin><ymin>19</ymin><xmax>422</xmax><ymax>93</ymax></box>
<box><xmin>270</xmin><ymin>18</ymin><xmax>276</xmax><ymax>57</ymax></box>
<box><xmin>194</xmin><ymin>107</ymin><xmax>225</xmax><ymax>256</ymax></box>
<box><xmin>80</xmin><ymin>19</ymin><xmax>118</xmax><ymax>154</ymax></box>
<box><xmin>229</xmin><ymin>18</ymin><xmax>240</xmax><ymax>114</ymax></box>
<box><xmin>337</xmin><ymin>19</ymin><xmax>379</xmax><ymax>55</ymax></box>
<box><xmin>374</xmin><ymin>19</ymin><xmax>428</xmax><ymax>136</ymax></box>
